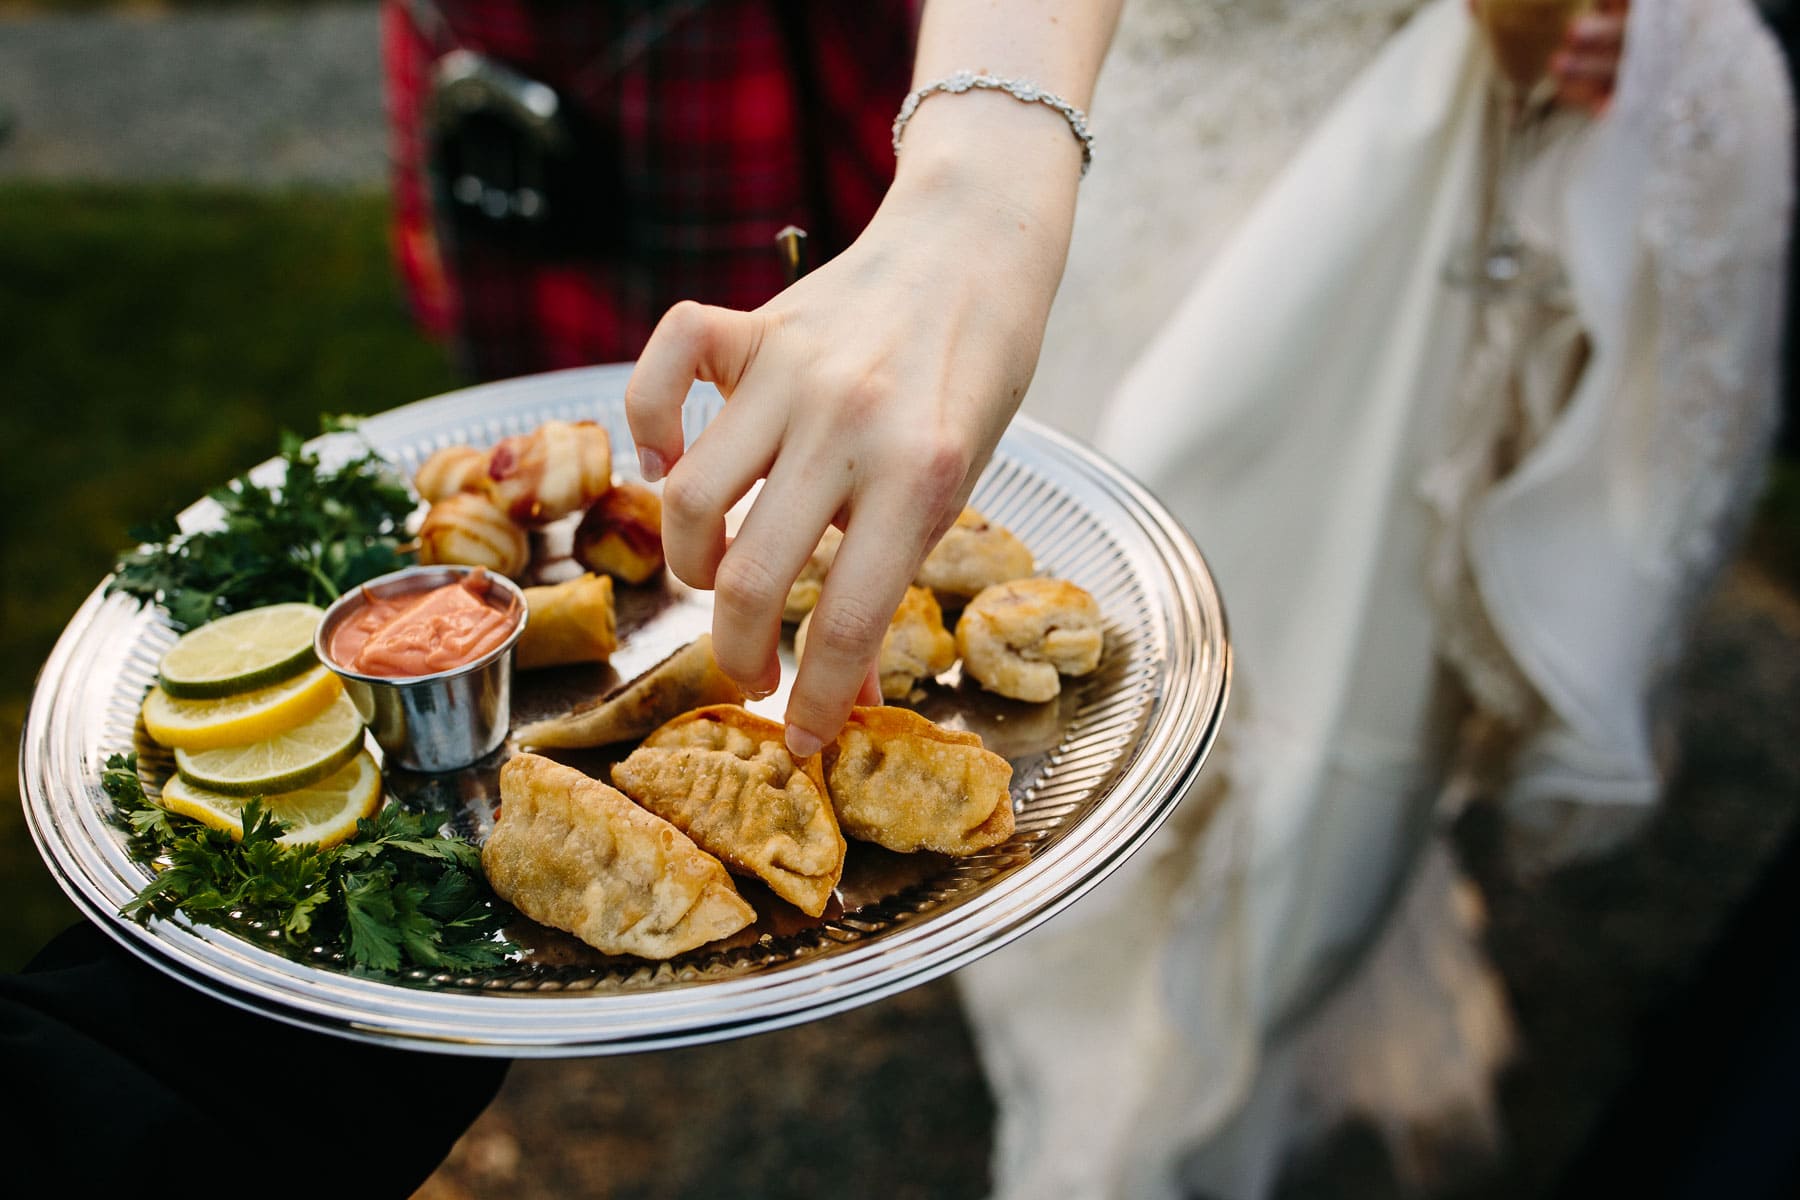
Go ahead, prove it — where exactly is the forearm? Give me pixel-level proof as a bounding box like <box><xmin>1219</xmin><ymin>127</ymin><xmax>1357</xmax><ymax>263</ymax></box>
<box><xmin>866</xmin><ymin>0</ymin><xmax>1122</xmax><ymax>403</ymax></box>
<box><xmin>889</xmin><ymin>2</ymin><xmax>1122</xmax><ymax>299</ymax></box>
<box><xmin>912</xmin><ymin>0</ymin><xmax>1121</xmax><ymax>106</ymax></box>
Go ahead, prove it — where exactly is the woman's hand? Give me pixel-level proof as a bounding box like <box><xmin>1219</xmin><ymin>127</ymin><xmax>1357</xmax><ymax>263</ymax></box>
<box><xmin>625</xmin><ymin>98</ymin><xmax>1082</xmax><ymax>758</ymax></box>
<box><xmin>1550</xmin><ymin>0</ymin><xmax>1628</xmax><ymax>115</ymax></box>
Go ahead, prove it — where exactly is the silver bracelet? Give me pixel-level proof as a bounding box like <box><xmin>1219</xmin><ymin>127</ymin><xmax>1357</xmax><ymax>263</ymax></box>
<box><xmin>892</xmin><ymin>71</ymin><xmax>1094</xmax><ymax>177</ymax></box>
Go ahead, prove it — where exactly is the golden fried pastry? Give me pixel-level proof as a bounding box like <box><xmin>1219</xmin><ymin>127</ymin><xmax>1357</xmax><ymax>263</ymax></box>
<box><xmin>915</xmin><ymin>508</ymin><xmax>1035</xmax><ymax>604</ymax></box>
<box><xmin>483</xmin><ymin>754</ymin><xmax>755</xmax><ymax>960</ymax></box>
<box><xmin>513</xmin><ymin>634</ymin><xmax>745</xmax><ymax>750</ymax></box>
<box><xmin>572</xmin><ymin>482</ymin><xmax>664</xmax><ymax>585</ymax></box>
<box><xmin>515</xmin><ymin>572</ymin><xmax>616</xmax><ymax>670</ymax></box>
<box><xmin>611</xmin><ymin>705</ymin><xmax>845</xmax><ymax>918</ymax></box>
<box><xmin>418</xmin><ymin>491</ymin><xmax>530</xmax><ymax>579</ymax></box>
<box><xmin>414</xmin><ymin>444</ymin><xmax>487</xmax><ymax>503</ymax></box>
<box><xmin>781</xmin><ymin>525</ymin><xmax>842</xmax><ymax>623</ymax></box>
<box><xmin>955</xmin><ymin>577</ymin><xmax>1104</xmax><ymax>703</ymax></box>
<box><xmin>795</xmin><ymin>585</ymin><xmax>955</xmax><ymax>700</ymax></box>
<box><xmin>822</xmin><ymin>706</ymin><xmax>1014</xmax><ymax>856</ymax></box>
<box><xmin>482</xmin><ymin>419</ymin><xmax>612</xmax><ymax>526</ymax></box>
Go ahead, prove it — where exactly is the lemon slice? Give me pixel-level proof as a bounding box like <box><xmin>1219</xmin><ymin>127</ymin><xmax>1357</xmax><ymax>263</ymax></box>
<box><xmin>142</xmin><ymin>664</ymin><xmax>343</xmax><ymax>751</ymax></box>
<box><xmin>173</xmin><ymin>690</ymin><xmax>366</xmax><ymax>796</ymax></box>
<box><xmin>159</xmin><ymin>751</ymin><xmax>383</xmax><ymax>848</ymax></box>
<box><xmin>158</xmin><ymin>602</ymin><xmax>325</xmax><ymax>699</ymax></box>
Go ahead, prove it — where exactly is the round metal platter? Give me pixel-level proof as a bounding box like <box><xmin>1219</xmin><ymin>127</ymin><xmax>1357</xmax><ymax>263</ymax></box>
<box><xmin>20</xmin><ymin>364</ymin><xmax>1230</xmax><ymax>1056</ymax></box>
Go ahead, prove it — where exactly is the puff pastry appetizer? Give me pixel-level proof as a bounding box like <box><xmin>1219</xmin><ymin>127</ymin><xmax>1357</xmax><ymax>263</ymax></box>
<box><xmin>915</xmin><ymin>508</ymin><xmax>1035</xmax><ymax>604</ymax></box>
<box><xmin>611</xmin><ymin>705</ymin><xmax>845</xmax><ymax>918</ymax></box>
<box><xmin>955</xmin><ymin>577</ymin><xmax>1104</xmax><ymax>703</ymax></box>
<box><xmin>483</xmin><ymin>754</ymin><xmax>755</xmax><ymax>959</ymax></box>
<box><xmin>795</xmin><ymin>584</ymin><xmax>955</xmax><ymax>700</ymax></box>
<box><xmin>822</xmin><ymin>706</ymin><xmax>1014</xmax><ymax>856</ymax></box>
<box><xmin>512</xmin><ymin>634</ymin><xmax>744</xmax><ymax>750</ymax></box>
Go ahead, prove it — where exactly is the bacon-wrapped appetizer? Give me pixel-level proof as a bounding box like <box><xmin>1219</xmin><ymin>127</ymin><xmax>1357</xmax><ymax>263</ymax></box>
<box><xmin>572</xmin><ymin>482</ymin><xmax>665</xmax><ymax>585</ymax></box>
<box><xmin>418</xmin><ymin>492</ymin><xmax>530</xmax><ymax>579</ymax></box>
<box><xmin>481</xmin><ymin>419</ymin><xmax>613</xmax><ymax>526</ymax></box>
<box><xmin>413</xmin><ymin>444</ymin><xmax>488</xmax><ymax>503</ymax></box>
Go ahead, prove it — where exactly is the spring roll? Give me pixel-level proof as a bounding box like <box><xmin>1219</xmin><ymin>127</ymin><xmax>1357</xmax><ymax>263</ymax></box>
<box><xmin>514</xmin><ymin>572</ymin><xmax>617</xmax><ymax>670</ymax></box>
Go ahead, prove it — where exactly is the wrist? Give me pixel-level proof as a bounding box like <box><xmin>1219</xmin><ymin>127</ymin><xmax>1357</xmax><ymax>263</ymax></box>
<box><xmin>893</xmin><ymin>84</ymin><xmax>1088</xmax><ymax>193</ymax></box>
<box><xmin>884</xmin><ymin>91</ymin><xmax>1083</xmax><ymax>276</ymax></box>
<box><xmin>895</xmin><ymin>72</ymin><xmax>1093</xmax><ymax>177</ymax></box>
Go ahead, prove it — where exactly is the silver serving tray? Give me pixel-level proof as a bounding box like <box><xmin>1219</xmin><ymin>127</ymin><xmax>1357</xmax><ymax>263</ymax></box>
<box><xmin>20</xmin><ymin>364</ymin><xmax>1230</xmax><ymax>1055</ymax></box>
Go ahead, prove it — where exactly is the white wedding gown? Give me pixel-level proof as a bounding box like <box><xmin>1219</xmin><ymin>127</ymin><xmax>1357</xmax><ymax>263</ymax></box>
<box><xmin>965</xmin><ymin>2</ymin><xmax>1796</xmax><ymax>1197</ymax></box>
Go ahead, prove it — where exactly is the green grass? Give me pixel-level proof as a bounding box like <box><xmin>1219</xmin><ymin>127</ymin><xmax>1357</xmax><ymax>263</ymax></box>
<box><xmin>0</xmin><ymin>183</ymin><xmax>462</xmax><ymax>969</ymax></box>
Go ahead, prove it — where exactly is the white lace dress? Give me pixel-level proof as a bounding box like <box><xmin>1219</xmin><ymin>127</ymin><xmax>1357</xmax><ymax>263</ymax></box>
<box><xmin>966</xmin><ymin>2</ymin><xmax>1795</xmax><ymax>1197</ymax></box>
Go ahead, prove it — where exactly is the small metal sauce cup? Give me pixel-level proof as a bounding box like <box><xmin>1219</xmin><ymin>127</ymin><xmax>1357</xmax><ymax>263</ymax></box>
<box><xmin>315</xmin><ymin>565</ymin><xmax>528</xmax><ymax>773</ymax></box>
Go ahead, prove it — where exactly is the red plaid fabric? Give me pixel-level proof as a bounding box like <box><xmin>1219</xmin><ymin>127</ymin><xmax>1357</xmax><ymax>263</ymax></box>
<box><xmin>382</xmin><ymin>0</ymin><xmax>918</xmax><ymax>381</ymax></box>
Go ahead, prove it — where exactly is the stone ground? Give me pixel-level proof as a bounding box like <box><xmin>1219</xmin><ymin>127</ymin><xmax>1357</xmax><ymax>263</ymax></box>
<box><xmin>5</xmin><ymin>4</ymin><xmax>1798</xmax><ymax>1198</ymax></box>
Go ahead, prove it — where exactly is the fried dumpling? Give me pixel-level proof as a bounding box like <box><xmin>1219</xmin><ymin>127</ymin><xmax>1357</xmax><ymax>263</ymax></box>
<box><xmin>514</xmin><ymin>572</ymin><xmax>617</xmax><ymax>670</ymax></box>
<box><xmin>611</xmin><ymin>705</ymin><xmax>845</xmax><ymax>918</ymax></box>
<box><xmin>513</xmin><ymin>634</ymin><xmax>745</xmax><ymax>750</ymax></box>
<box><xmin>794</xmin><ymin>585</ymin><xmax>955</xmax><ymax>700</ymax></box>
<box><xmin>822</xmin><ymin>705</ymin><xmax>1014</xmax><ymax>856</ymax></box>
<box><xmin>915</xmin><ymin>508</ymin><xmax>1035</xmax><ymax>604</ymax></box>
<box><xmin>781</xmin><ymin>526</ymin><xmax>842</xmax><ymax>623</ymax></box>
<box><xmin>955</xmin><ymin>577</ymin><xmax>1104</xmax><ymax>703</ymax></box>
<box><xmin>483</xmin><ymin>754</ymin><xmax>755</xmax><ymax>960</ymax></box>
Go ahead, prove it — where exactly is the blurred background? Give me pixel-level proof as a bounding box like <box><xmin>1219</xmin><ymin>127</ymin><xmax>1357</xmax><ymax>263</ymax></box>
<box><xmin>2</xmin><ymin>2</ymin><xmax>1796</xmax><ymax>1197</ymax></box>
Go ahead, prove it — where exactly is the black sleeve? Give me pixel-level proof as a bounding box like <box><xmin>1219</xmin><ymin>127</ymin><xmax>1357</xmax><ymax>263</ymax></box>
<box><xmin>0</xmin><ymin>921</ymin><xmax>510</xmax><ymax>1197</ymax></box>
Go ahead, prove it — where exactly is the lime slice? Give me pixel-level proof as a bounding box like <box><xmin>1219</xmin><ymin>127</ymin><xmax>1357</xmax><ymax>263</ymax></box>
<box><xmin>160</xmin><ymin>751</ymin><xmax>383</xmax><ymax>848</ymax></box>
<box><xmin>142</xmin><ymin>665</ymin><xmax>343</xmax><ymax>752</ymax></box>
<box><xmin>173</xmin><ymin>690</ymin><xmax>366</xmax><ymax>796</ymax></box>
<box><xmin>158</xmin><ymin>602</ymin><xmax>325</xmax><ymax>699</ymax></box>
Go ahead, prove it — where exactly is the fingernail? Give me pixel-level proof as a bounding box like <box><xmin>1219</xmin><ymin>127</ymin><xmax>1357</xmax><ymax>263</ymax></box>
<box><xmin>638</xmin><ymin>447</ymin><xmax>666</xmax><ymax>483</ymax></box>
<box><xmin>744</xmin><ymin>684</ymin><xmax>775</xmax><ymax>701</ymax></box>
<box><xmin>785</xmin><ymin>725</ymin><xmax>824</xmax><ymax>759</ymax></box>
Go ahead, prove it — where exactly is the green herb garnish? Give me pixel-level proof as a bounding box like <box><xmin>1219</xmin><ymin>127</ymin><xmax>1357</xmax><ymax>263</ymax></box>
<box><xmin>104</xmin><ymin>753</ymin><xmax>518</xmax><ymax>974</ymax></box>
<box><xmin>107</xmin><ymin>416</ymin><xmax>419</xmax><ymax>629</ymax></box>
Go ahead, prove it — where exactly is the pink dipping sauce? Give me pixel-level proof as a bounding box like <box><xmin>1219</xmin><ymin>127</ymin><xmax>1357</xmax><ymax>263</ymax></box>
<box><xmin>329</xmin><ymin>569</ymin><xmax>520</xmax><ymax>677</ymax></box>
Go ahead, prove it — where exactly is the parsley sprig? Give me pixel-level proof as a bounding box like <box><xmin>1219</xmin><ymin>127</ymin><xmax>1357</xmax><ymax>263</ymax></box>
<box><xmin>107</xmin><ymin>416</ymin><xmax>419</xmax><ymax>630</ymax></box>
<box><xmin>104</xmin><ymin>754</ymin><xmax>518</xmax><ymax>974</ymax></box>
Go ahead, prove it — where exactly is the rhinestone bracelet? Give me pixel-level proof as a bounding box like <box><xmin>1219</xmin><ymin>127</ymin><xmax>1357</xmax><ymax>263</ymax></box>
<box><xmin>892</xmin><ymin>71</ymin><xmax>1094</xmax><ymax>178</ymax></box>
